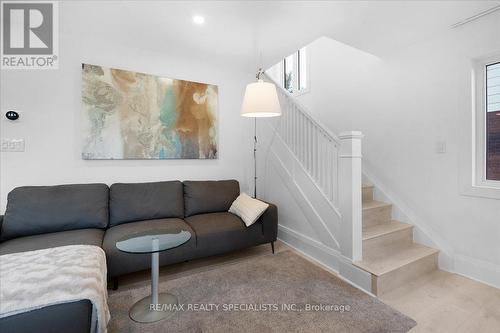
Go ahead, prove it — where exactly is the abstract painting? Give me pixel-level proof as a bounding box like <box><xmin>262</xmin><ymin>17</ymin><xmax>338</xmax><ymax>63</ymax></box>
<box><xmin>81</xmin><ymin>64</ymin><xmax>218</xmax><ymax>159</ymax></box>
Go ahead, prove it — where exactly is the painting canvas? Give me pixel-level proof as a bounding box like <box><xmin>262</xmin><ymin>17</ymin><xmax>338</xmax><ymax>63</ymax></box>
<box><xmin>81</xmin><ymin>64</ymin><xmax>218</xmax><ymax>159</ymax></box>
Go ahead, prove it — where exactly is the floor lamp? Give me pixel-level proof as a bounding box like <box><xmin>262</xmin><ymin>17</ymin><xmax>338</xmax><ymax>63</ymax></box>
<box><xmin>241</xmin><ymin>69</ymin><xmax>282</xmax><ymax>198</ymax></box>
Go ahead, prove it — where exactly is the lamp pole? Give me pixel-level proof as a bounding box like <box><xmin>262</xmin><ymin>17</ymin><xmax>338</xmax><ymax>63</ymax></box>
<box><xmin>253</xmin><ymin>69</ymin><xmax>264</xmax><ymax>198</ymax></box>
<box><xmin>253</xmin><ymin>117</ymin><xmax>257</xmax><ymax>198</ymax></box>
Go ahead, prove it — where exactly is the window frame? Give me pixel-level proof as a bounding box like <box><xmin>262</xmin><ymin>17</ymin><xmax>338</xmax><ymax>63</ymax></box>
<box><xmin>460</xmin><ymin>54</ymin><xmax>500</xmax><ymax>200</ymax></box>
<box><xmin>485</xmin><ymin>61</ymin><xmax>500</xmax><ymax>181</ymax></box>
<box><xmin>297</xmin><ymin>47</ymin><xmax>309</xmax><ymax>95</ymax></box>
<box><xmin>280</xmin><ymin>48</ymin><xmax>310</xmax><ymax>96</ymax></box>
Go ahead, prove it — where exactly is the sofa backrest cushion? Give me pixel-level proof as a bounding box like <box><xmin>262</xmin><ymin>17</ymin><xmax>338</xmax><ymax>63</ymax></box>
<box><xmin>109</xmin><ymin>181</ymin><xmax>184</xmax><ymax>226</ymax></box>
<box><xmin>183</xmin><ymin>180</ymin><xmax>240</xmax><ymax>217</ymax></box>
<box><xmin>1</xmin><ymin>183</ymin><xmax>109</xmax><ymax>241</ymax></box>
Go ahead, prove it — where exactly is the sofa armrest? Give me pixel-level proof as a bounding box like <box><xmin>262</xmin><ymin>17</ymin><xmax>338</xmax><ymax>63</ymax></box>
<box><xmin>259</xmin><ymin>203</ymin><xmax>278</xmax><ymax>241</ymax></box>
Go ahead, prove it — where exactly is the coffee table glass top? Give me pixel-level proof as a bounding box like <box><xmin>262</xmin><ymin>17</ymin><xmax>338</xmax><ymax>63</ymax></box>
<box><xmin>116</xmin><ymin>229</ymin><xmax>191</xmax><ymax>254</ymax></box>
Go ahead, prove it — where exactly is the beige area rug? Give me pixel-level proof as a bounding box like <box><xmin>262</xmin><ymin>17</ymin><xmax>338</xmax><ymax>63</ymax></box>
<box><xmin>108</xmin><ymin>250</ymin><xmax>416</xmax><ymax>332</ymax></box>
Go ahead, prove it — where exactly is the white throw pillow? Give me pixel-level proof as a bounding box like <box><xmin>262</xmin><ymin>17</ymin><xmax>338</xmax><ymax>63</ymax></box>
<box><xmin>229</xmin><ymin>193</ymin><xmax>269</xmax><ymax>227</ymax></box>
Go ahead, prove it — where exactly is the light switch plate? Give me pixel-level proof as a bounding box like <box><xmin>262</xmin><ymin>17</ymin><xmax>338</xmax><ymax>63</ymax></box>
<box><xmin>435</xmin><ymin>141</ymin><xmax>446</xmax><ymax>154</ymax></box>
<box><xmin>1</xmin><ymin>138</ymin><xmax>25</xmax><ymax>152</ymax></box>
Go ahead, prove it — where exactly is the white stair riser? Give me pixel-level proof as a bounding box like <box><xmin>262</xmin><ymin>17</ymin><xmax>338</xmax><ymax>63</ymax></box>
<box><xmin>372</xmin><ymin>252</ymin><xmax>438</xmax><ymax>296</ymax></box>
<box><xmin>362</xmin><ymin>187</ymin><xmax>373</xmax><ymax>202</ymax></box>
<box><xmin>363</xmin><ymin>205</ymin><xmax>392</xmax><ymax>228</ymax></box>
<box><xmin>363</xmin><ymin>228</ymin><xmax>413</xmax><ymax>258</ymax></box>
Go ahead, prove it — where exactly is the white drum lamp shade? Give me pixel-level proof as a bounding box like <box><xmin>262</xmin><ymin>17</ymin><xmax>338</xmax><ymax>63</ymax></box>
<box><xmin>241</xmin><ymin>80</ymin><xmax>281</xmax><ymax>117</ymax></box>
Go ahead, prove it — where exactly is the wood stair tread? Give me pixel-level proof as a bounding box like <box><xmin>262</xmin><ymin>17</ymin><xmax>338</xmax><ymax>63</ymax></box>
<box><xmin>363</xmin><ymin>220</ymin><xmax>413</xmax><ymax>240</ymax></box>
<box><xmin>354</xmin><ymin>243</ymin><xmax>439</xmax><ymax>276</ymax></box>
<box><xmin>362</xmin><ymin>200</ymin><xmax>391</xmax><ymax>210</ymax></box>
<box><xmin>362</xmin><ymin>184</ymin><xmax>374</xmax><ymax>189</ymax></box>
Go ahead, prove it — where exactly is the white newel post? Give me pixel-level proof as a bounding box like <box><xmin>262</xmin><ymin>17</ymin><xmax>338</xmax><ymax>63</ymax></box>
<box><xmin>339</xmin><ymin>131</ymin><xmax>363</xmax><ymax>262</ymax></box>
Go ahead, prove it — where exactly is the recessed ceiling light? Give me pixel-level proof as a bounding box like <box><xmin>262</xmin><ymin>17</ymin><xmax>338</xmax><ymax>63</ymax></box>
<box><xmin>193</xmin><ymin>15</ymin><xmax>205</xmax><ymax>25</ymax></box>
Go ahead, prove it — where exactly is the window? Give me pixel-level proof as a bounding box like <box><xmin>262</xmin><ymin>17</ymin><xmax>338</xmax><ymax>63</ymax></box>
<box><xmin>461</xmin><ymin>55</ymin><xmax>500</xmax><ymax>199</ymax></box>
<box><xmin>486</xmin><ymin>62</ymin><xmax>500</xmax><ymax>180</ymax></box>
<box><xmin>298</xmin><ymin>47</ymin><xmax>308</xmax><ymax>91</ymax></box>
<box><xmin>281</xmin><ymin>47</ymin><xmax>309</xmax><ymax>95</ymax></box>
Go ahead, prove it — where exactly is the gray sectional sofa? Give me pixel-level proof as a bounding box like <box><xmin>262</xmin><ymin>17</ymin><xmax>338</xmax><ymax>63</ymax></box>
<box><xmin>0</xmin><ymin>179</ymin><xmax>278</xmax><ymax>333</ymax></box>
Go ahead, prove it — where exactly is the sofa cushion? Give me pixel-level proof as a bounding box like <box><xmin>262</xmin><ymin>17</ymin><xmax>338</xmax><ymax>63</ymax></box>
<box><xmin>103</xmin><ymin>218</ymin><xmax>195</xmax><ymax>277</ymax></box>
<box><xmin>183</xmin><ymin>180</ymin><xmax>240</xmax><ymax>217</ymax></box>
<box><xmin>185</xmin><ymin>212</ymin><xmax>266</xmax><ymax>257</ymax></box>
<box><xmin>0</xmin><ymin>228</ymin><xmax>105</xmax><ymax>255</ymax></box>
<box><xmin>229</xmin><ymin>193</ymin><xmax>270</xmax><ymax>227</ymax></box>
<box><xmin>109</xmin><ymin>181</ymin><xmax>184</xmax><ymax>226</ymax></box>
<box><xmin>2</xmin><ymin>184</ymin><xmax>109</xmax><ymax>241</ymax></box>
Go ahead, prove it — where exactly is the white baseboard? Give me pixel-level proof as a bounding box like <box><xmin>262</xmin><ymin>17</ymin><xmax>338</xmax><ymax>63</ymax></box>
<box><xmin>278</xmin><ymin>224</ymin><xmax>372</xmax><ymax>294</ymax></box>
<box><xmin>453</xmin><ymin>254</ymin><xmax>500</xmax><ymax>289</ymax></box>
<box><xmin>337</xmin><ymin>255</ymin><xmax>373</xmax><ymax>294</ymax></box>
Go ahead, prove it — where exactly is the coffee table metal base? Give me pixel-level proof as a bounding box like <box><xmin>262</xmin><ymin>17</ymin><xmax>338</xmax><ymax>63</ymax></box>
<box><xmin>129</xmin><ymin>293</ymin><xmax>178</xmax><ymax>323</ymax></box>
<box><xmin>129</xmin><ymin>251</ymin><xmax>179</xmax><ymax>323</ymax></box>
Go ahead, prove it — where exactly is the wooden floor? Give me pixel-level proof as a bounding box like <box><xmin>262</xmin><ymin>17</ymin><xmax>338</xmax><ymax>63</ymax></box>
<box><xmin>114</xmin><ymin>241</ymin><xmax>500</xmax><ymax>332</ymax></box>
<box><xmin>380</xmin><ymin>269</ymin><xmax>500</xmax><ymax>332</ymax></box>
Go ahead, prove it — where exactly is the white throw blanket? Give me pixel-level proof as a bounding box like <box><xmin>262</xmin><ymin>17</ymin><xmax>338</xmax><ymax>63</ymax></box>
<box><xmin>0</xmin><ymin>245</ymin><xmax>110</xmax><ymax>333</ymax></box>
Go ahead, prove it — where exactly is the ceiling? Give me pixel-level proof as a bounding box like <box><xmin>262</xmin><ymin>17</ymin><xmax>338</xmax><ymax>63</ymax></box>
<box><xmin>66</xmin><ymin>1</ymin><xmax>500</xmax><ymax>71</ymax></box>
<box><xmin>254</xmin><ymin>1</ymin><xmax>500</xmax><ymax>66</ymax></box>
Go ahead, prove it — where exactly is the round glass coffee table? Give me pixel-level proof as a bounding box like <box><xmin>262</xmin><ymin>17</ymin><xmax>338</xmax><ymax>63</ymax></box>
<box><xmin>116</xmin><ymin>229</ymin><xmax>191</xmax><ymax>323</ymax></box>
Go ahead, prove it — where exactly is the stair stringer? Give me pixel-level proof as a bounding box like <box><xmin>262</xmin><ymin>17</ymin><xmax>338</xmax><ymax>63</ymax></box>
<box><xmin>266</xmin><ymin>133</ymin><xmax>340</xmax><ymax>250</ymax></box>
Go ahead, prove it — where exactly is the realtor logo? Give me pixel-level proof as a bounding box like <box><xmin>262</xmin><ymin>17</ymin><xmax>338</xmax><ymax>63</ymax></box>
<box><xmin>1</xmin><ymin>1</ymin><xmax>58</xmax><ymax>69</ymax></box>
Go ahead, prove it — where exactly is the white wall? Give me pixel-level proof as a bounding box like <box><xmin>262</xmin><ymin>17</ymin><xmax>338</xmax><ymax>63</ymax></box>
<box><xmin>270</xmin><ymin>14</ymin><xmax>500</xmax><ymax>287</ymax></box>
<box><xmin>0</xmin><ymin>2</ymin><xmax>254</xmax><ymax>212</ymax></box>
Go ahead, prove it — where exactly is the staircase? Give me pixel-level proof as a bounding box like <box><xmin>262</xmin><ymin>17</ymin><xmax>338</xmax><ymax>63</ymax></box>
<box><xmin>354</xmin><ymin>184</ymin><xmax>439</xmax><ymax>295</ymax></box>
<box><xmin>262</xmin><ymin>73</ymin><xmax>440</xmax><ymax>295</ymax></box>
